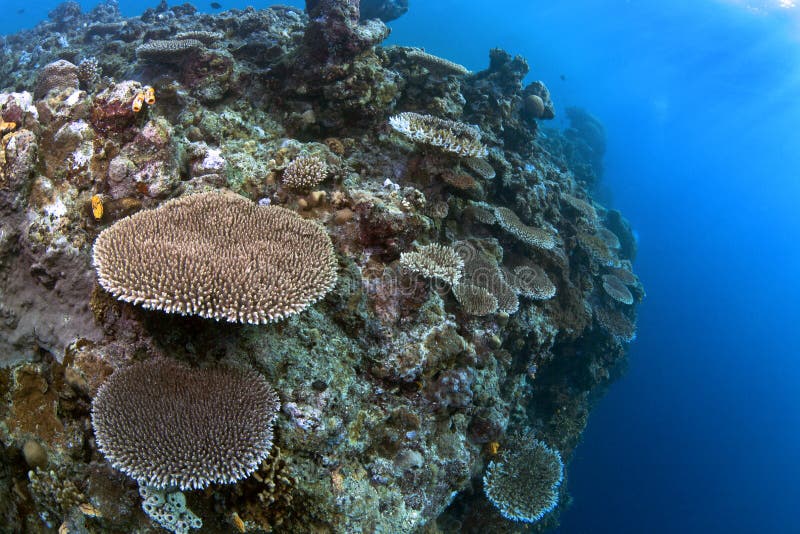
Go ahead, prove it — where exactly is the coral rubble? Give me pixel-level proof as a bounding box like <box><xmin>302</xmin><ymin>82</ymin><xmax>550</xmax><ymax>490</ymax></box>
<box><xmin>0</xmin><ymin>1</ymin><xmax>643</xmax><ymax>532</ymax></box>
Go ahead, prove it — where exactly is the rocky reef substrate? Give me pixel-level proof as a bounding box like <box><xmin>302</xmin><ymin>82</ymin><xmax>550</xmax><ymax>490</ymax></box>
<box><xmin>0</xmin><ymin>1</ymin><xmax>643</xmax><ymax>532</ymax></box>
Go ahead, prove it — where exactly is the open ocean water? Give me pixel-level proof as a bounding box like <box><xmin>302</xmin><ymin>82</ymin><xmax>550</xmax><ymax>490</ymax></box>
<box><xmin>4</xmin><ymin>0</ymin><xmax>800</xmax><ymax>532</ymax></box>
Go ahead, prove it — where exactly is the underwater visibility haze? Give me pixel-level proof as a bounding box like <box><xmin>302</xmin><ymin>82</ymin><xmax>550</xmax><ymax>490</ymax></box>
<box><xmin>1</xmin><ymin>0</ymin><xmax>799</xmax><ymax>533</ymax></box>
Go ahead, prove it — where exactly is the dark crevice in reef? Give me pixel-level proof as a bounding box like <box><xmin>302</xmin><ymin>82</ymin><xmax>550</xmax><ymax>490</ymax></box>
<box><xmin>0</xmin><ymin>0</ymin><xmax>643</xmax><ymax>532</ymax></box>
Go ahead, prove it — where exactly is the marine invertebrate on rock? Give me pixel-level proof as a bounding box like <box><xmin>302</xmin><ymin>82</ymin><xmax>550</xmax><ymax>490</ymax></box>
<box><xmin>91</xmin><ymin>358</ymin><xmax>280</xmax><ymax>490</ymax></box>
<box><xmin>33</xmin><ymin>59</ymin><xmax>80</xmax><ymax>99</ymax></box>
<box><xmin>282</xmin><ymin>155</ymin><xmax>328</xmax><ymax>193</ymax></box>
<box><xmin>389</xmin><ymin>112</ymin><xmax>489</xmax><ymax>158</ymax></box>
<box><xmin>175</xmin><ymin>31</ymin><xmax>225</xmax><ymax>44</ymax></box>
<box><xmin>400</xmin><ymin>243</ymin><xmax>464</xmax><ymax>286</ymax></box>
<box><xmin>601</xmin><ymin>274</ymin><xmax>634</xmax><ymax>305</ymax></box>
<box><xmin>506</xmin><ymin>265</ymin><xmax>556</xmax><ymax>300</ymax></box>
<box><xmin>597</xmin><ymin>228</ymin><xmax>621</xmax><ymax>252</ymax></box>
<box><xmin>91</xmin><ymin>194</ymin><xmax>103</xmax><ymax>220</ymax></box>
<box><xmin>143</xmin><ymin>85</ymin><xmax>156</xmax><ymax>105</ymax></box>
<box><xmin>594</xmin><ymin>306</ymin><xmax>636</xmax><ymax>343</ymax></box>
<box><xmin>494</xmin><ymin>207</ymin><xmax>556</xmax><ymax>250</ymax></box>
<box><xmin>140</xmin><ymin>486</ymin><xmax>202</xmax><ymax>534</ymax></box>
<box><xmin>464</xmin><ymin>156</ymin><xmax>496</xmax><ymax>180</ymax></box>
<box><xmin>0</xmin><ymin>119</ymin><xmax>17</xmax><ymax>134</ymax></box>
<box><xmin>92</xmin><ymin>191</ymin><xmax>338</xmax><ymax>324</ymax></box>
<box><xmin>131</xmin><ymin>91</ymin><xmax>145</xmax><ymax>113</ymax></box>
<box><xmin>136</xmin><ymin>39</ymin><xmax>204</xmax><ymax>63</ymax></box>
<box><xmin>441</xmin><ymin>170</ymin><xmax>483</xmax><ymax>197</ymax></box>
<box><xmin>77</xmin><ymin>57</ymin><xmax>101</xmax><ymax>88</ymax></box>
<box><xmin>560</xmin><ymin>193</ymin><xmax>598</xmax><ymax>222</ymax></box>
<box><xmin>464</xmin><ymin>201</ymin><xmax>497</xmax><ymax>225</ymax></box>
<box><xmin>483</xmin><ymin>436</ymin><xmax>564</xmax><ymax>524</ymax></box>
<box><xmin>454</xmin><ymin>240</ymin><xmax>518</xmax><ymax>314</ymax></box>
<box><xmin>405</xmin><ymin>48</ymin><xmax>470</xmax><ymax>76</ymax></box>
<box><xmin>452</xmin><ymin>283</ymin><xmax>498</xmax><ymax>316</ymax></box>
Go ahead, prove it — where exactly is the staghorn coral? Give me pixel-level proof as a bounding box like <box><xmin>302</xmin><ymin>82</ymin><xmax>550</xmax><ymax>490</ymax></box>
<box><xmin>282</xmin><ymin>155</ymin><xmax>329</xmax><ymax>193</ymax></box>
<box><xmin>136</xmin><ymin>39</ymin><xmax>204</xmax><ymax>63</ymax></box>
<box><xmin>483</xmin><ymin>436</ymin><xmax>564</xmax><ymax>524</ymax></box>
<box><xmin>389</xmin><ymin>112</ymin><xmax>489</xmax><ymax>158</ymax></box>
<box><xmin>400</xmin><ymin>243</ymin><xmax>464</xmax><ymax>286</ymax></box>
<box><xmin>91</xmin><ymin>358</ymin><xmax>280</xmax><ymax>491</ymax></box>
<box><xmin>33</xmin><ymin>60</ymin><xmax>80</xmax><ymax>100</ymax></box>
<box><xmin>92</xmin><ymin>191</ymin><xmax>338</xmax><ymax>324</ymax></box>
<box><xmin>601</xmin><ymin>274</ymin><xmax>634</xmax><ymax>305</ymax></box>
<box><xmin>494</xmin><ymin>206</ymin><xmax>556</xmax><ymax>250</ymax></box>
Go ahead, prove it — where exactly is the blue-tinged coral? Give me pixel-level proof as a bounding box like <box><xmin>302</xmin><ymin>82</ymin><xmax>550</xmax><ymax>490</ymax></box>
<box><xmin>483</xmin><ymin>436</ymin><xmax>564</xmax><ymax>524</ymax></box>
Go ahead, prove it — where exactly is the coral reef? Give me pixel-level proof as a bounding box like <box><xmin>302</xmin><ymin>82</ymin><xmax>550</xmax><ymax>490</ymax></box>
<box><xmin>0</xmin><ymin>1</ymin><xmax>643</xmax><ymax>532</ymax></box>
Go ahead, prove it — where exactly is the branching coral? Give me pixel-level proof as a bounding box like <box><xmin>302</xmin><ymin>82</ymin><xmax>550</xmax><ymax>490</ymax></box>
<box><xmin>91</xmin><ymin>358</ymin><xmax>280</xmax><ymax>491</ymax></box>
<box><xmin>282</xmin><ymin>155</ymin><xmax>329</xmax><ymax>193</ymax></box>
<box><xmin>389</xmin><ymin>111</ymin><xmax>489</xmax><ymax>158</ymax></box>
<box><xmin>92</xmin><ymin>191</ymin><xmax>338</xmax><ymax>324</ymax></box>
<box><xmin>400</xmin><ymin>243</ymin><xmax>464</xmax><ymax>286</ymax></box>
<box><xmin>483</xmin><ymin>436</ymin><xmax>564</xmax><ymax>524</ymax></box>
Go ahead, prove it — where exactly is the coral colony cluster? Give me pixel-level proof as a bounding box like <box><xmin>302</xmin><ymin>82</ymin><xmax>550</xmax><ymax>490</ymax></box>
<box><xmin>0</xmin><ymin>0</ymin><xmax>643</xmax><ymax>532</ymax></box>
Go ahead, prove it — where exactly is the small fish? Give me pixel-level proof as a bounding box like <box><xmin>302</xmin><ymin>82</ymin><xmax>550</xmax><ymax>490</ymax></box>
<box><xmin>210</xmin><ymin>2</ymin><xmax>221</xmax><ymax>8</ymax></box>
<box><xmin>17</xmin><ymin>8</ymin><xmax>25</xmax><ymax>14</ymax></box>
<box><xmin>560</xmin><ymin>74</ymin><xmax>566</xmax><ymax>81</ymax></box>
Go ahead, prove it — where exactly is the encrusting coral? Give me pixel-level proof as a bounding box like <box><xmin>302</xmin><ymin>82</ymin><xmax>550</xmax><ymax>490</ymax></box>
<box><xmin>92</xmin><ymin>191</ymin><xmax>338</xmax><ymax>324</ymax></box>
<box><xmin>91</xmin><ymin>358</ymin><xmax>280</xmax><ymax>490</ymax></box>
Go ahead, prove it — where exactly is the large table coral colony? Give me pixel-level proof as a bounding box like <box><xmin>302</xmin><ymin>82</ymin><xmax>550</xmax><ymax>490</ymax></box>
<box><xmin>0</xmin><ymin>0</ymin><xmax>643</xmax><ymax>532</ymax></box>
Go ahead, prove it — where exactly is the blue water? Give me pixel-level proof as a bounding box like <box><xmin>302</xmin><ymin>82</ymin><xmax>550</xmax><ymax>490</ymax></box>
<box><xmin>9</xmin><ymin>0</ymin><xmax>800</xmax><ymax>532</ymax></box>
